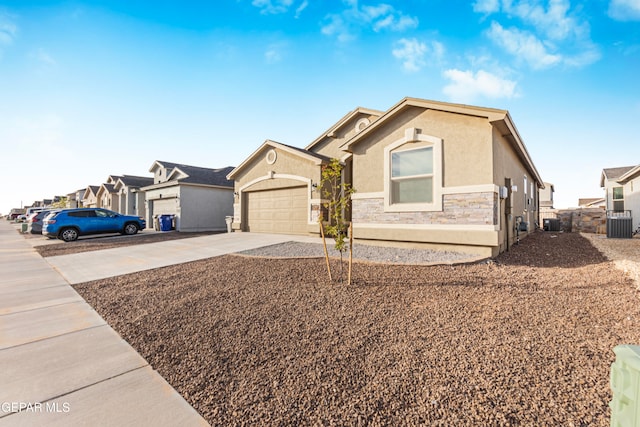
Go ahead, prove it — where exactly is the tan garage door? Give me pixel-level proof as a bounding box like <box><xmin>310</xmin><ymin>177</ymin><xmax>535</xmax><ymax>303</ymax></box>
<box><xmin>246</xmin><ymin>186</ymin><xmax>308</xmax><ymax>234</ymax></box>
<box><xmin>152</xmin><ymin>198</ymin><xmax>178</xmax><ymax>216</ymax></box>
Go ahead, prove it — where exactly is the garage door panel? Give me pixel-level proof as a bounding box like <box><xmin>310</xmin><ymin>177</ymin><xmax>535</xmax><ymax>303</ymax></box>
<box><xmin>153</xmin><ymin>198</ymin><xmax>177</xmax><ymax>215</ymax></box>
<box><xmin>246</xmin><ymin>186</ymin><xmax>308</xmax><ymax>234</ymax></box>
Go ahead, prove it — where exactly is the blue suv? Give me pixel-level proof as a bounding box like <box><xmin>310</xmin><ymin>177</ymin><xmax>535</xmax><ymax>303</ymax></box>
<box><xmin>43</xmin><ymin>208</ymin><xmax>146</xmax><ymax>242</ymax></box>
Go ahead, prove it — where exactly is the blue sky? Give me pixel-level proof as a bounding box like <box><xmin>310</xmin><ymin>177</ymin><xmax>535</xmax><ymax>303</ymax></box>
<box><xmin>0</xmin><ymin>0</ymin><xmax>639</xmax><ymax>214</ymax></box>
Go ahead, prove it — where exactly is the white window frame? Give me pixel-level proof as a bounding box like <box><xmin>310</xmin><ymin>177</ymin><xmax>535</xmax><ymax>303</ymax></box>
<box><xmin>612</xmin><ymin>186</ymin><xmax>624</xmax><ymax>212</ymax></box>
<box><xmin>383</xmin><ymin>128</ymin><xmax>443</xmax><ymax>212</ymax></box>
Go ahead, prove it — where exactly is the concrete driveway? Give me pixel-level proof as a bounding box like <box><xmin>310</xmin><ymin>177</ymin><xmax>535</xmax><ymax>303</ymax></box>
<box><xmin>45</xmin><ymin>232</ymin><xmax>323</xmax><ymax>284</ymax></box>
<box><xmin>0</xmin><ymin>221</ymin><xmax>209</xmax><ymax>426</ymax></box>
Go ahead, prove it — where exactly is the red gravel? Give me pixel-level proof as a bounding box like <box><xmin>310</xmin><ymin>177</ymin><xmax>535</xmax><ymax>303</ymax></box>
<box><xmin>73</xmin><ymin>232</ymin><xmax>640</xmax><ymax>426</ymax></box>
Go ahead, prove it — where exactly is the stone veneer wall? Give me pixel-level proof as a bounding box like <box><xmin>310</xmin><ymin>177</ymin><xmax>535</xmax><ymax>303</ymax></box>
<box><xmin>352</xmin><ymin>192</ymin><xmax>497</xmax><ymax>225</ymax></box>
<box><xmin>546</xmin><ymin>208</ymin><xmax>606</xmax><ymax>233</ymax></box>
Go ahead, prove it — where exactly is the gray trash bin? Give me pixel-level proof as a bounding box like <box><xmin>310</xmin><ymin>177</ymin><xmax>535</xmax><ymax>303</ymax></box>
<box><xmin>225</xmin><ymin>216</ymin><xmax>233</xmax><ymax>233</ymax></box>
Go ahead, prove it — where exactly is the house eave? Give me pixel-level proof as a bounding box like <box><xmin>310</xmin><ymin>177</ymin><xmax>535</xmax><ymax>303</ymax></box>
<box><xmin>141</xmin><ymin>180</ymin><xmax>233</xmax><ymax>191</ymax></box>
<box><xmin>618</xmin><ymin>165</ymin><xmax>640</xmax><ymax>183</ymax></box>
<box><xmin>227</xmin><ymin>139</ymin><xmax>327</xmax><ymax>180</ymax></box>
<box><xmin>339</xmin><ymin>97</ymin><xmax>544</xmax><ymax>187</ymax></box>
<box><xmin>305</xmin><ymin>107</ymin><xmax>384</xmax><ymax>151</ymax></box>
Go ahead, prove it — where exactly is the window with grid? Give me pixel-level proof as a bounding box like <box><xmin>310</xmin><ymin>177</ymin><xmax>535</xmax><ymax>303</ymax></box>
<box><xmin>613</xmin><ymin>186</ymin><xmax>624</xmax><ymax>212</ymax></box>
<box><xmin>390</xmin><ymin>147</ymin><xmax>433</xmax><ymax>204</ymax></box>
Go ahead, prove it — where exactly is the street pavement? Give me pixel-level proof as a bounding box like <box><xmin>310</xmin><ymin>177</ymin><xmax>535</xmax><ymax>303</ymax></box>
<box><xmin>0</xmin><ymin>222</ymin><xmax>321</xmax><ymax>426</ymax></box>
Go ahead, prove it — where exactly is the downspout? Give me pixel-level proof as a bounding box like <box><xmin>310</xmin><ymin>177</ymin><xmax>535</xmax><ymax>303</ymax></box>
<box><xmin>505</xmin><ymin>178</ymin><xmax>512</xmax><ymax>252</ymax></box>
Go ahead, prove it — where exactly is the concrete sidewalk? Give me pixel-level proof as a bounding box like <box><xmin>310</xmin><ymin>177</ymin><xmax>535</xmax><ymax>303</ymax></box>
<box><xmin>45</xmin><ymin>231</ymin><xmax>322</xmax><ymax>284</ymax></box>
<box><xmin>0</xmin><ymin>221</ymin><xmax>209</xmax><ymax>426</ymax></box>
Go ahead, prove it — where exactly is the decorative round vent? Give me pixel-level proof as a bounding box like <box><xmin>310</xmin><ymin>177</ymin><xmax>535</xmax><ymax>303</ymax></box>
<box><xmin>266</xmin><ymin>149</ymin><xmax>277</xmax><ymax>165</ymax></box>
<box><xmin>355</xmin><ymin>118</ymin><xmax>370</xmax><ymax>133</ymax></box>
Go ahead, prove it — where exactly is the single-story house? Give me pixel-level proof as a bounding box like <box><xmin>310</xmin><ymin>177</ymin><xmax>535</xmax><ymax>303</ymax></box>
<box><xmin>141</xmin><ymin>161</ymin><xmax>235</xmax><ymax>232</ymax></box>
<box><xmin>601</xmin><ymin>165</ymin><xmax>640</xmax><ymax>231</ymax></box>
<box><xmin>578</xmin><ymin>198</ymin><xmax>605</xmax><ymax>209</ymax></box>
<box><xmin>96</xmin><ymin>183</ymin><xmax>119</xmax><ymax>212</ymax></box>
<box><xmin>113</xmin><ymin>175</ymin><xmax>154</xmax><ymax>218</ymax></box>
<box><xmin>228</xmin><ymin>97</ymin><xmax>544</xmax><ymax>257</ymax></box>
<box><xmin>82</xmin><ymin>185</ymin><xmax>100</xmax><ymax>208</ymax></box>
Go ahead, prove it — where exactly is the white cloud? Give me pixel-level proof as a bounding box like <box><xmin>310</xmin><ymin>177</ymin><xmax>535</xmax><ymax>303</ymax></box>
<box><xmin>294</xmin><ymin>0</ymin><xmax>308</xmax><ymax>18</ymax></box>
<box><xmin>264</xmin><ymin>43</ymin><xmax>285</xmax><ymax>63</ymax></box>
<box><xmin>251</xmin><ymin>0</ymin><xmax>295</xmax><ymax>15</ymax></box>
<box><xmin>0</xmin><ymin>10</ymin><xmax>18</xmax><ymax>47</ymax></box>
<box><xmin>487</xmin><ymin>21</ymin><xmax>561</xmax><ymax>69</ymax></box>
<box><xmin>475</xmin><ymin>1</ymin><xmax>600</xmax><ymax>68</ymax></box>
<box><xmin>442</xmin><ymin>69</ymin><xmax>517</xmax><ymax>103</ymax></box>
<box><xmin>31</xmin><ymin>48</ymin><xmax>56</xmax><ymax>66</ymax></box>
<box><xmin>475</xmin><ymin>0</ymin><xmax>580</xmax><ymax>40</ymax></box>
<box><xmin>608</xmin><ymin>0</ymin><xmax>640</xmax><ymax>21</ymax></box>
<box><xmin>392</xmin><ymin>38</ymin><xmax>444</xmax><ymax>72</ymax></box>
<box><xmin>473</xmin><ymin>0</ymin><xmax>500</xmax><ymax>14</ymax></box>
<box><xmin>322</xmin><ymin>1</ymin><xmax>418</xmax><ymax>42</ymax></box>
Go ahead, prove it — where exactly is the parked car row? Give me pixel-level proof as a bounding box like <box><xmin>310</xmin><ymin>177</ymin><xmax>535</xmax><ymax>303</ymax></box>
<box><xmin>23</xmin><ymin>208</ymin><xmax>146</xmax><ymax>242</ymax></box>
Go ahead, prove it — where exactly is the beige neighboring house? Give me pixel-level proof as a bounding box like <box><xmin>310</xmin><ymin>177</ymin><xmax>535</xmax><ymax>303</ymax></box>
<box><xmin>141</xmin><ymin>161</ymin><xmax>235</xmax><ymax>232</ymax></box>
<box><xmin>96</xmin><ymin>183</ymin><xmax>119</xmax><ymax>212</ymax></box>
<box><xmin>578</xmin><ymin>198</ymin><xmax>605</xmax><ymax>208</ymax></box>
<box><xmin>540</xmin><ymin>182</ymin><xmax>554</xmax><ymax>208</ymax></box>
<box><xmin>601</xmin><ymin>165</ymin><xmax>640</xmax><ymax>231</ymax></box>
<box><xmin>113</xmin><ymin>175</ymin><xmax>154</xmax><ymax>218</ymax></box>
<box><xmin>82</xmin><ymin>185</ymin><xmax>100</xmax><ymax>208</ymax></box>
<box><xmin>228</xmin><ymin>97</ymin><xmax>544</xmax><ymax>257</ymax></box>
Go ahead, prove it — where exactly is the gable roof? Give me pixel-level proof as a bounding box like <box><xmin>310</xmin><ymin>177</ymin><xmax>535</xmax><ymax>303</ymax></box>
<box><xmin>618</xmin><ymin>165</ymin><xmax>640</xmax><ymax>183</ymax></box>
<box><xmin>340</xmin><ymin>97</ymin><xmax>544</xmax><ymax>187</ymax></box>
<box><xmin>148</xmin><ymin>160</ymin><xmax>183</xmax><ymax>176</ymax></box>
<box><xmin>84</xmin><ymin>185</ymin><xmax>100</xmax><ymax>197</ymax></box>
<box><xmin>96</xmin><ymin>183</ymin><xmax>117</xmax><ymax>198</ymax></box>
<box><xmin>115</xmin><ymin>175</ymin><xmax>154</xmax><ymax>189</ymax></box>
<box><xmin>166</xmin><ymin>164</ymin><xmax>235</xmax><ymax>187</ymax></box>
<box><xmin>147</xmin><ymin>161</ymin><xmax>234</xmax><ymax>187</ymax></box>
<box><xmin>578</xmin><ymin>197</ymin><xmax>605</xmax><ymax>207</ymax></box>
<box><xmin>305</xmin><ymin>107</ymin><xmax>384</xmax><ymax>152</ymax></box>
<box><xmin>600</xmin><ymin>165</ymin><xmax>636</xmax><ymax>187</ymax></box>
<box><xmin>227</xmin><ymin>139</ymin><xmax>331</xmax><ymax>180</ymax></box>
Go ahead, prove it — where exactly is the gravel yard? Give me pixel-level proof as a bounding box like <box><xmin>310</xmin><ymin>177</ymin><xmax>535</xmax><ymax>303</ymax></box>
<box><xmin>73</xmin><ymin>231</ymin><xmax>640</xmax><ymax>426</ymax></box>
<box><xmin>583</xmin><ymin>233</ymin><xmax>640</xmax><ymax>289</ymax></box>
<box><xmin>238</xmin><ymin>241</ymin><xmax>478</xmax><ymax>265</ymax></box>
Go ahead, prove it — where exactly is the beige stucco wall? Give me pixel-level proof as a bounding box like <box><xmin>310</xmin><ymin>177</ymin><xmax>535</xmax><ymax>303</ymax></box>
<box><xmin>492</xmin><ymin>128</ymin><xmax>539</xmax><ymax>251</ymax></box>
<box><xmin>311</xmin><ymin>112</ymin><xmax>379</xmax><ymax>160</ymax></box>
<box><xmin>233</xmin><ymin>146</ymin><xmax>322</xmax><ymax>192</ymax></box>
<box><xmin>351</xmin><ymin>107</ymin><xmax>494</xmax><ymax>193</ymax></box>
<box><xmin>231</xmin><ymin>145</ymin><xmax>325</xmax><ymax>233</ymax></box>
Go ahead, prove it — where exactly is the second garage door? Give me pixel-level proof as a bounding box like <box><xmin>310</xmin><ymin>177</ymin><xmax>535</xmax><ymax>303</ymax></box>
<box><xmin>246</xmin><ymin>186</ymin><xmax>308</xmax><ymax>234</ymax></box>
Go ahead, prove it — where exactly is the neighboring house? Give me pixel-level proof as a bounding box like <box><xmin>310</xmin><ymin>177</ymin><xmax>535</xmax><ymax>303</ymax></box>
<box><xmin>578</xmin><ymin>198</ymin><xmax>605</xmax><ymax>209</ymax></box>
<box><xmin>66</xmin><ymin>191</ymin><xmax>78</xmax><ymax>208</ymax></box>
<box><xmin>96</xmin><ymin>183</ymin><xmax>119</xmax><ymax>212</ymax></box>
<box><xmin>228</xmin><ymin>97</ymin><xmax>544</xmax><ymax>257</ymax></box>
<box><xmin>106</xmin><ymin>175</ymin><xmax>123</xmax><ymax>185</ymax></box>
<box><xmin>600</xmin><ymin>165</ymin><xmax>640</xmax><ymax>231</ymax></box>
<box><xmin>540</xmin><ymin>183</ymin><xmax>554</xmax><ymax>209</ymax></box>
<box><xmin>141</xmin><ymin>161</ymin><xmax>235</xmax><ymax>232</ymax></box>
<box><xmin>66</xmin><ymin>188</ymin><xmax>86</xmax><ymax>208</ymax></box>
<box><xmin>82</xmin><ymin>185</ymin><xmax>100</xmax><ymax>208</ymax></box>
<box><xmin>539</xmin><ymin>182</ymin><xmax>556</xmax><ymax>224</ymax></box>
<box><xmin>113</xmin><ymin>175</ymin><xmax>154</xmax><ymax>218</ymax></box>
